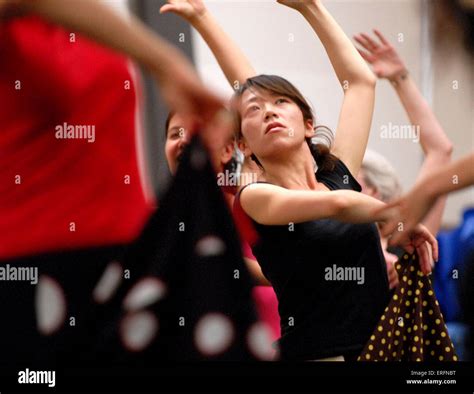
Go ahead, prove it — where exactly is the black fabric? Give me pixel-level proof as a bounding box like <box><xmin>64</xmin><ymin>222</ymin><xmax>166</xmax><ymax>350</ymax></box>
<box><xmin>236</xmin><ymin>159</ymin><xmax>390</xmax><ymax>360</ymax></box>
<box><xmin>0</xmin><ymin>245</ymin><xmax>127</xmax><ymax>367</ymax></box>
<box><xmin>97</xmin><ymin>134</ymin><xmax>261</xmax><ymax>363</ymax></box>
<box><xmin>387</xmin><ymin>245</ymin><xmax>406</xmax><ymax>260</ymax></box>
<box><xmin>0</xmin><ymin>135</ymin><xmax>262</xmax><ymax>366</ymax></box>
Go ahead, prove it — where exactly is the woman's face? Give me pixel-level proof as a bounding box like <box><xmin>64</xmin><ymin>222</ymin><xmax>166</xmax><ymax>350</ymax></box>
<box><xmin>165</xmin><ymin>112</ymin><xmax>234</xmax><ymax>175</ymax></box>
<box><xmin>165</xmin><ymin>113</ymin><xmax>190</xmax><ymax>175</ymax></box>
<box><xmin>239</xmin><ymin>88</ymin><xmax>314</xmax><ymax>162</ymax></box>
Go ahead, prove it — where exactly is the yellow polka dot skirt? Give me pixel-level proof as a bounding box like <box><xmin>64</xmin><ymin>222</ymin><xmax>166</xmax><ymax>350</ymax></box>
<box><xmin>358</xmin><ymin>253</ymin><xmax>458</xmax><ymax>361</ymax></box>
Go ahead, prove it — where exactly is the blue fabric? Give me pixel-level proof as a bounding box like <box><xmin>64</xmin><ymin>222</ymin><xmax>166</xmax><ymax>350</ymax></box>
<box><xmin>434</xmin><ymin>208</ymin><xmax>474</xmax><ymax>322</ymax></box>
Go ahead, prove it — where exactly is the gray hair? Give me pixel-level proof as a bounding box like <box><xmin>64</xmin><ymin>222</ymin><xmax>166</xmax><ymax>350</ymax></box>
<box><xmin>311</xmin><ymin>125</ymin><xmax>334</xmax><ymax>149</ymax></box>
<box><xmin>361</xmin><ymin>150</ymin><xmax>402</xmax><ymax>203</ymax></box>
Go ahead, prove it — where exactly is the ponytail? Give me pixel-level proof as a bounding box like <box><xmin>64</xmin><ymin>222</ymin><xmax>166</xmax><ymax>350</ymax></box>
<box><xmin>307</xmin><ymin>139</ymin><xmax>338</xmax><ymax>173</ymax></box>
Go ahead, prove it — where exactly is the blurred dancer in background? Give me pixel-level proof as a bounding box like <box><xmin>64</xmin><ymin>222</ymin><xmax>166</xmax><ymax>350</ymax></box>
<box><xmin>354</xmin><ymin>28</ymin><xmax>453</xmax><ymax>288</ymax></box>
<box><xmin>0</xmin><ymin>0</ymin><xmax>225</xmax><ymax>365</ymax></box>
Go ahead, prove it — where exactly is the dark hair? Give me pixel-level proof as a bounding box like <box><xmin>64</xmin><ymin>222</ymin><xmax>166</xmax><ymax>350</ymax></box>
<box><xmin>233</xmin><ymin>75</ymin><xmax>337</xmax><ymax>172</ymax></box>
<box><xmin>435</xmin><ymin>0</ymin><xmax>474</xmax><ymax>55</ymax></box>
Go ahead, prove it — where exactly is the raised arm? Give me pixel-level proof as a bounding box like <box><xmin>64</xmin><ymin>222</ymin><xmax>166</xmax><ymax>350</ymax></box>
<box><xmin>381</xmin><ymin>152</ymin><xmax>474</xmax><ymax>245</ymax></box>
<box><xmin>354</xmin><ymin>29</ymin><xmax>453</xmax><ymax>235</ymax></box>
<box><xmin>10</xmin><ymin>0</ymin><xmax>224</xmax><ymax>121</ymax></box>
<box><xmin>160</xmin><ymin>0</ymin><xmax>256</xmax><ymax>87</ymax></box>
<box><xmin>277</xmin><ymin>0</ymin><xmax>376</xmax><ymax>177</ymax></box>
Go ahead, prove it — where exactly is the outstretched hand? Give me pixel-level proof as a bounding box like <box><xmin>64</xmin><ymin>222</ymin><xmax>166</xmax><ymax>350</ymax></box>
<box><xmin>377</xmin><ymin>185</ymin><xmax>438</xmax><ymax>248</ymax></box>
<box><xmin>380</xmin><ymin>211</ymin><xmax>438</xmax><ymax>275</ymax></box>
<box><xmin>394</xmin><ymin>224</ymin><xmax>438</xmax><ymax>275</ymax></box>
<box><xmin>160</xmin><ymin>0</ymin><xmax>206</xmax><ymax>23</ymax></box>
<box><xmin>353</xmin><ymin>29</ymin><xmax>407</xmax><ymax>80</ymax></box>
<box><xmin>276</xmin><ymin>0</ymin><xmax>317</xmax><ymax>11</ymax></box>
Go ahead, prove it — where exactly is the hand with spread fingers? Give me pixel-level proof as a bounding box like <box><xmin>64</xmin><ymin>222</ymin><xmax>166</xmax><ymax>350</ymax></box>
<box><xmin>160</xmin><ymin>0</ymin><xmax>207</xmax><ymax>23</ymax></box>
<box><xmin>353</xmin><ymin>29</ymin><xmax>407</xmax><ymax>81</ymax></box>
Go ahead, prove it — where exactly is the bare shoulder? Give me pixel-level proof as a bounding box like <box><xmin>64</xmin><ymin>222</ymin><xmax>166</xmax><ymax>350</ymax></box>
<box><xmin>240</xmin><ymin>182</ymin><xmax>283</xmax><ymax>200</ymax></box>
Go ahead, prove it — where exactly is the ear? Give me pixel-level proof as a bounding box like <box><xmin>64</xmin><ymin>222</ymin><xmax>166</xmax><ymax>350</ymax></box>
<box><xmin>304</xmin><ymin>118</ymin><xmax>315</xmax><ymax>139</ymax></box>
<box><xmin>237</xmin><ymin>137</ymin><xmax>252</xmax><ymax>158</ymax></box>
<box><xmin>373</xmin><ymin>189</ymin><xmax>382</xmax><ymax>201</ymax></box>
<box><xmin>366</xmin><ymin>184</ymin><xmax>381</xmax><ymax>200</ymax></box>
<box><xmin>220</xmin><ymin>140</ymin><xmax>234</xmax><ymax>165</ymax></box>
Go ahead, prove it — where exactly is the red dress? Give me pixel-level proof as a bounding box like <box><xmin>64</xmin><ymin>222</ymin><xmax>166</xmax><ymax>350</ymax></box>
<box><xmin>0</xmin><ymin>16</ymin><xmax>155</xmax><ymax>260</ymax></box>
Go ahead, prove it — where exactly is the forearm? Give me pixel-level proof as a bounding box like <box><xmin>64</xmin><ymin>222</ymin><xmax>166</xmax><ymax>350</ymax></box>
<box><xmin>416</xmin><ymin>154</ymin><xmax>452</xmax><ymax>235</ymax></box>
<box><xmin>393</xmin><ymin>73</ymin><xmax>454</xmax><ymax>234</ymax></box>
<box><xmin>191</xmin><ymin>11</ymin><xmax>256</xmax><ymax>87</ymax></box>
<box><xmin>278</xmin><ymin>189</ymin><xmax>387</xmax><ymax>224</ymax></box>
<box><xmin>420</xmin><ymin>153</ymin><xmax>474</xmax><ymax>198</ymax></box>
<box><xmin>332</xmin><ymin>190</ymin><xmax>387</xmax><ymax>224</ymax></box>
<box><xmin>242</xmin><ymin>184</ymin><xmax>386</xmax><ymax>225</ymax></box>
<box><xmin>299</xmin><ymin>1</ymin><xmax>375</xmax><ymax>87</ymax></box>
<box><xmin>15</xmin><ymin>0</ymin><xmax>186</xmax><ymax>82</ymax></box>
<box><xmin>420</xmin><ymin>196</ymin><xmax>447</xmax><ymax>236</ymax></box>
<box><xmin>393</xmin><ymin>73</ymin><xmax>453</xmax><ymax>156</ymax></box>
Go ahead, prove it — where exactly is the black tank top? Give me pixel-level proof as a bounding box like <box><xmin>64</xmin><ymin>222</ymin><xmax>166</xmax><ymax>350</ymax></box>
<box><xmin>234</xmin><ymin>159</ymin><xmax>390</xmax><ymax>360</ymax></box>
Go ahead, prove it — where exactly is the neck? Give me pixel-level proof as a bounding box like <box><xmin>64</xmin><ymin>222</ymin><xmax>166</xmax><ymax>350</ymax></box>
<box><xmin>261</xmin><ymin>144</ymin><xmax>318</xmax><ymax>190</ymax></box>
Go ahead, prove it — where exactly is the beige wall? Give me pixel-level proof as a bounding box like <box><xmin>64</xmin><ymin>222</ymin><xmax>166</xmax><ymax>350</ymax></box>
<box><xmin>432</xmin><ymin>32</ymin><xmax>474</xmax><ymax>227</ymax></box>
<box><xmin>192</xmin><ymin>0</ymin><xmax>473</xmax><ymax>227</ymax></box>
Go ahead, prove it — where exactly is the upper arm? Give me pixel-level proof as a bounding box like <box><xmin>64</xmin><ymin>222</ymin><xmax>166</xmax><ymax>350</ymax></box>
<box><xmin>239</xmin><ymin>183</ymin><xmax>341</xmax><ymax>225</ymax></box>
<box><xmin>331</xmin><ymin>81</ymin><xmax>376</xmax><ymax>177</ymax></box>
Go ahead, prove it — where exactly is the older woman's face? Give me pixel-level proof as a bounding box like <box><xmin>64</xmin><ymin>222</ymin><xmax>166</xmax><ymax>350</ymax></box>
<box><xmin>239</xmin><ymin>88</ymin><xmax>314</xmax><ymax>163</ymax></box>
<box><xmin>357</xmin><ymin>169</ymin><xmax>380</xmax><ymax>200</ymax></box>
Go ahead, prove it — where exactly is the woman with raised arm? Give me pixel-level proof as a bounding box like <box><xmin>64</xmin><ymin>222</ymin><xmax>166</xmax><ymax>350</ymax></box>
<box><xmin>353</xmin><ymin>29</ymin><xmax>454</xmax><ymax>287</ymax></box>
<box><xmin>355</xmin><ymin>29</ymin><xmax>453</xmax><ymax>235</ymax></box>
<box><xmin>352</xmin><ymin>28</ymin><xmax>473</xmax><ymax>245</ymax></box>
<box><xmin>231</xmin><ymin>0</ymin><xmax>438</xmax><ymax>361</ymax></box>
